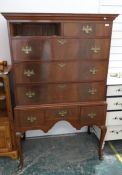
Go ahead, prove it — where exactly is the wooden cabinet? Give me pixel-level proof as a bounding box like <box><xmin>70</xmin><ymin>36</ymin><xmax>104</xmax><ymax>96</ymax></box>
<box><xmin>2</xmin><ymin>13</ymin><xmax>118</xmax><ymax>166</ymax></box>
<box><xmin>0</xmin><ymin>66</ymin><xmax>18</xmax><ymax>159</ymax></box>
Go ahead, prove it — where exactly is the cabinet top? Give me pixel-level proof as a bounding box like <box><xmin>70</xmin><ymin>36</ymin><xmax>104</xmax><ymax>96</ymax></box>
<box><xmin>2</xmin><ymin>13</ymin><xmax>118</xmax><ymax>22</ymax></box>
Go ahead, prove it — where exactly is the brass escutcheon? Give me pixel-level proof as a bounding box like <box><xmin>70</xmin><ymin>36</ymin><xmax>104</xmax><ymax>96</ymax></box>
<box><xmin>21</xmin><ymin>46</ymin><xmax>32</xmax><ymax>54</ymax></box>
<box><xmin>58</xmin><ymin>63</ymin><xmax>66</xmax><ymax>68</ymax></box>
<box><xmin>57</xmin><ymin>110</ymin><xmax>68</xmax><ymax>117</ymax></box>
<box><xmin>89</xmin><ymin>68</ymin><xmax>97</xmax><ymax>75</ymax></box>
<box><xmin>91</xmin><ymin>47</ymin><xmax>101</xmax><ymax>53</ymax></box>
<box><xmin>25</xmin><ymin>91</ymin><xmax>35</xmax><ymax>98</ymax></box>
<box><xmin>24</xmin><ymin>69</ymin><xmax>35</xmax><ymax>77</ymax></box>
<box><xmin>88</xmin><ymin>88</ymin><xmax>97</xmax><ymax>95</ymax></box>
<box><xmin>82</xmin><ymin>25</ymin><xmax>92</xmax><ymax>34</ymax></box>
<box><xmin>57</xmin><ymin>39</ymin><xmax>67</xmax><ymax>45</ymax></box>
<box><xmin>88</xmin><ymin>112</ymin><xmax>96</xmax><ymax>118</ymax></box>
<box><xmin>27</xmin><ymin>116</ymin><xmax>37</xmax><ymax>123</ymax></box>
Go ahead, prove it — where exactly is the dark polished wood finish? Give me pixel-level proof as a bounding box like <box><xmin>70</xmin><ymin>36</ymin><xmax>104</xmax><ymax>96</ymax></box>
<box><xmin>12</xmin><ymin>38</ymin><xmax>110</xmax><ymax>61</ymax></box>
<box><xmin>2</xmin><ymin>13</ymin><xmax>118</xmax><ymax>167</ymax></box>
<box><xmin>15</xmin><ymin>82</ymin><xmax>106</xmax><ymax>105</ymax></box>
<box><xmin>13</xmin><ymin>61</ymin><xmax>107</xmax><ymax>83</ymax></box>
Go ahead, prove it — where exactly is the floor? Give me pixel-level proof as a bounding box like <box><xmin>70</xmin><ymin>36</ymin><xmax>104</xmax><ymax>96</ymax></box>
<box><xmin>0</xmin><ymin>132</ymin><xmax>122</xmax><ymax>175</ymax></box>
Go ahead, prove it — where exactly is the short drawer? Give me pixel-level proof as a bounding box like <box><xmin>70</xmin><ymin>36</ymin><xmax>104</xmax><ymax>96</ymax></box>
<box><xmin>15</xmin><ymin>82</ymin><xmax>105</xmax><ymax>105</ymax></box>
<box><xmin>45</xmin><ymin>106</ymin><xmax>79</xmax><ymax>122</ymax></box>
<box><xmin>12</xmin><ymin>37</ymin><xmax>52</xmax><ymax>61</ymax></box>
<box><xmin>63</xmin><ymin>22</ymin><xmax>112</xmax><ymax>37</ymax></box>
<box><xmin>80</xmin><ymin>105</ymin><xmax>107</xmax><ymax>125</ymax></box>
<box><xmin>107</xmin><ymin>85</ymin><xmax>122</xmax><ymax>96</ymax></box>
<box><xmin>105</xmin><ymin>126</ymin><xmax>122</xmax><ymax>141</ymax></box>
<box><xmin>106</xmin><ymin>111</ymin><xmax>122</xmax><ymax>125</ymax></box>
<box><xmin>14</xmin><ymin>108</ymin><xmax>44</xmax><ymax>130</ymax></box>
<box><xmin>13</xmin><ymin>61</ymin><xmax>107</xmax><ymax>83</ymax></box>
<box><xmin>53</xmin><ymin>38</ymin><xmax>110</xmax><ymax>60</ymax></box>
<box><xmin>107</xmin><ymin>97</ymin><xmax>122</xmax><ymax>110</ymax></box>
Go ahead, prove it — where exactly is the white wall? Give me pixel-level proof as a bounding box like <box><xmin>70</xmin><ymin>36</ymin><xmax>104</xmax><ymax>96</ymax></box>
<box><xmin>0</xmin><ymin>0</ymin><xmax>99</xmax><ymax>13</ymax></box>
<box><xmin>99</xmin><ymin>0</ymin><xmax>122</xmax><ymax>85</ymax></box>
<box><xmin>0</xmin><ymin>0</ymin><xmax>121</xmax><ymax>137</ymax></box>
<box><xmin>0</xmin><ymin>0</ymin><xmax>99</xmax><ymax>63</ymax></box>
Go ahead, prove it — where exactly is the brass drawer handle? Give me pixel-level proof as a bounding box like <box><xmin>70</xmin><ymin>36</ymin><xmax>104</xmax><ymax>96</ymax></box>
<box><xmin>88</xmin><ymin>88</ymin><xmax>97</xmax><ymax>95</ymax></box>
<box><xmin>57</xmin><ymin>110</ymin><xmax>68</xmax><ymax>117</ymax></box>
<box><xmin>88</xmin><ymin>113</ymin><xmax>96</xmax><ymax>118</ymax></box>
<box><xmin>91</xmin><ymin>47</ymin><xmax>101</xmax><ymax>53</ymax></box>
<box><xmin>114</xmin><ymin>102</ymin><xmax>122</xmax><ymax>106</ymax></box>
<box><xmin>57</xmin><ymin>39</ymin><xmax>67</xmax><ymax>45</ymax></box>
<box><xmin>21</xmin><ymin>46</ymin><xmax>32</xmax><ymax>54</ymax></box>
<box><xmin>82</xmin><ymin>25</ymin><xmax>92</xmax><ymax>34</ymax></box>
<box><xmin>25</xmin><ymin>91</ymin><xmax>35</xmax><ymax>98</ymax></box>
<box><xmin>27</xmin><ymin>116</ymin><xmax>37</xmax><ymax>123</ymax></box>
<box><xmin>58</xmin><ymin>63</ymin><xmax>66</xmax><ymax>68</ymax></box>
<box><xmin>24</xmin><ymin>69</ymin><xmax>35</xmax><ymax>77</ymax></box>
<box><xmin>57</xmin><ymin>84</ymin><xmax>66</xmax><ymax>89</ymax></box>
<box><xmin>89</xmin><ymin>68</ymin><xmax>97</xmax><ymax>75</ymax></box>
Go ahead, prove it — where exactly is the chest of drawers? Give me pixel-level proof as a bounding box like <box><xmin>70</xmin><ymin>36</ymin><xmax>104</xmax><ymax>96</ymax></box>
<box><xmin>2</xmin><ymin>13</ymin><xmax>118</xmax><ymax>166</ymax></box>
<box><xmin>105</xmin><ymin>84</ymin><xmax>122</xmax><ymax>140</ymax></box>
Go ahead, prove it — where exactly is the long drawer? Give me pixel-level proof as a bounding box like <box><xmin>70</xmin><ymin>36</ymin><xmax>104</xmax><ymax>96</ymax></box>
<box><xmin>13</xmin><ymin>61</ymin><xmax>107</xmax><ymax>83</ymax></box>
<box><xmin>63</xmin><ymin>22</ymin><xmax>112</xmax><ymax>37</ymax></box>
<box><xmin>12</xmin><ymin>38</ymin><xmax>110</xmax><ymax>61</ymax></box>
<box><xmin>15</xmin><ymin>82</ymin><xmax>106</xmax><ymax>105</ymax></box>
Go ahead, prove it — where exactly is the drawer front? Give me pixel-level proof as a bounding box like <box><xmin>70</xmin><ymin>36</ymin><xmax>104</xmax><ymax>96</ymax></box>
<box><xmin>106</xmin><ymin>111</ymin><xmax>122</xmax><ymax>126</ymax></box>
<box><xmin>12</xmin><ymin>38</ymin><xmax>110</xmax><ymax>61</ymax></box>
<box><xmin>14</xmin><ymin>108</ymin><xmax>44</xmax><ymax>129</ymax></box>
<box><xmin>14</xmin><ymin>61</ymin><xmax>107</xmax><ymax>83</ymax></box>
<box><xmin>107</xmin><ymin>85</ymin><xmax>122</xmax><ymax>96</ymax></box>
<box><xmin>15</xmin><ymin>82</ymin><xmax>105</xmax><ymax>105</ymax></box>
<box><xmin>80</xmin><ymin>105</ymin><xmax>106</xmax><ymax>125</ymax></box>
<box><xmin>63</xmin><ymin>22</ymin><xmax>112</xmax><ymax>37</ymax></box>
<box><xmin>105</xmin><ymin>126</ymin><xmax>122</xmax><ymax>141</ymax></box>
<box><xmin>12</xmin><ymin>38</ymin><xmax>52</xmax><ymax>61</ymax></box>
<box><xmin>45</xmin><ymin>106</ymin><xmax>79</xmax><ymax>122</ymax></box>
<box><xmin>53</xmin><ymin>38</ymin><xmax>110</xmax><ymax>60</ymax></box>
<box><xmin>107</xmin><ymin>97</ymin><xmax>122</xmax><ymax>110</ymax></box>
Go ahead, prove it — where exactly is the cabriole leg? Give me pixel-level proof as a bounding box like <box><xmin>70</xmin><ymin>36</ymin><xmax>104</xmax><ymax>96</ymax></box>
<box><xmin>99</xmin><ymin>125</ymin><xmax>107</xmax><ymax>160</ymax></box>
